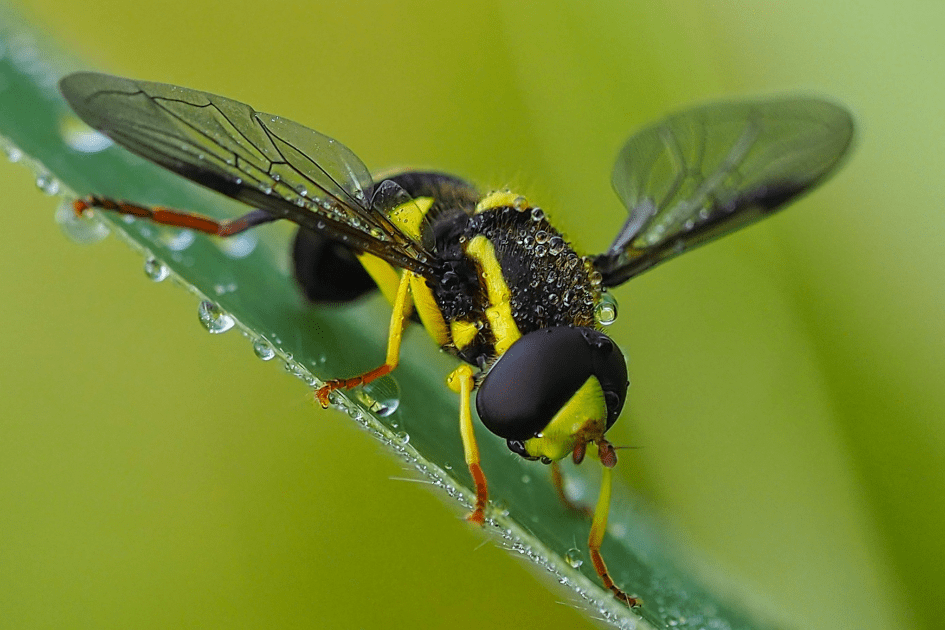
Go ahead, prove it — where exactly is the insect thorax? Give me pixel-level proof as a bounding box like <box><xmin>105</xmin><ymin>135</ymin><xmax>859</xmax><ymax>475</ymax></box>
<box><xmin>429</xmin><ymin>203</ymin><xmax>601</xmax><ymax>368</ymax></box>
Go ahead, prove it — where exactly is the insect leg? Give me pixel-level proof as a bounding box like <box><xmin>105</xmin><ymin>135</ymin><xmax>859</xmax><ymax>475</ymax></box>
<box><xmin>588</xmin><ymin>443</ymin><xmax>640</xmax><ymax>608</ymax></box>
<box><xmin>314</xmin><ymin>271</ymin><xmax>413</xmax><ymax>407</ymax></box>
<box><xmin>448</xmin><ymin>364</ymin><xmax>488</xmax><ymax>525</ymax></box>
<box><xmin>74</xmin><ymin>196</ymin><xmax>276</xmax><ymax>236</ymax></box>
<box><xmin>550</xmin><ymin>461</ymin><xmax>593</xmax><ymax>517</ymax></box>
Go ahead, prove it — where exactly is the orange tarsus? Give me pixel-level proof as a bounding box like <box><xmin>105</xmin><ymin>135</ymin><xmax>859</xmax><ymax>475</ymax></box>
<box><xmin>314</xmin><ymin>364</ymin><xmax>393</xmax><ymax>408</ymax></box>
<box><xmin>466</xmin><ymin>462</ymin><xmax>488</xmax><ymax>525</ymax></box>
<box><xmin>590</xmin><ymin>547</ymin><xmax>641</xmax><ymax>608</ymax></box>
<box><xmin>550</xmin><ymin>461</ymin><xmax>593</xmax><ymax>517</ymax></box>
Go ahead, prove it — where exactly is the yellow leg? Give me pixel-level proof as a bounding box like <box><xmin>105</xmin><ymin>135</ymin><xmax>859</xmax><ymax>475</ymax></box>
<box><xmin>315</xmin><ymin>271</ymin><xmax>414</xmax><ymax>407</ymax></box>
<box><xmin>448</xmin><ymin>364</ymin><xmax>488</xmax><ymax>525</ymax></box>
<box><xmin>588</xmin><ymin>462</ymin><xmax>640</xmax><ymax>608</ymax></box>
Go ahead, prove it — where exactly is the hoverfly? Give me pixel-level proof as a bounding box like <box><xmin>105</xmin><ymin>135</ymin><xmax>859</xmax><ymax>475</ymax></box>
<box><xmin>59</xmin><ymin>71</ymin><xmax>854</xmax><ymax>608</ymax></box>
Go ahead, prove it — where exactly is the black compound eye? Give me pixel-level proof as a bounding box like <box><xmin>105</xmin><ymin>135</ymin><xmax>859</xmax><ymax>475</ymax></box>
<box><xmin>476</xmin><ymin>326</ymin><xmax>628</xmax><ymax>442</ymax></box>
<box><xmin>578</xmin><ymin>328</ymin><xmax>630</xmax><ymax>430</ymax></box>
<box><xmin>506</xmin><ymin>439</ymin><xmax>537</xmax><ymax>460</ymax></box>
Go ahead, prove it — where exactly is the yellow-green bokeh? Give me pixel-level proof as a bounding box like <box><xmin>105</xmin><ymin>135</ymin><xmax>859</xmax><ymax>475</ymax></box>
<box><xmin>1</xmin><ymin>1</ymin><xmax>944</xmax><ymax>628</ymax></box>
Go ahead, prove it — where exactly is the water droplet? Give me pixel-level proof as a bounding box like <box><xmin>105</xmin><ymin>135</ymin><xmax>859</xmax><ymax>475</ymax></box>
<box><xmin>589</xmin><ymin>270</ymin><xmax>603</xmax><ymax>286</ymax></box>
<box><xmin>354</xmin><ymin>375</ymin><xmax>401</xmax><ymax>417</ymax></box>
<box><xmin>512</xmin><ymin>195</ymin><xmax>528</xmax><ymax>211</ymax></box>
<box><xmin>565</xmin><ymin>548</ymin><xmax>584</xmax><ymax>569</ymax></box>
<box><xmin>197</xmin><ymin>300</ymin><xmax>235</xmax><ymax>334</ymax></box>
<box><xmin>143</xmin><ymin>256</ymin><xmax>168</xmax><ymax>282</ymax></box>
<box><xmin>158</xmin><ymin>228</ymin><xmax>195</xmax><ymax>251</ymax></box>
<box><xmin>548</xmin><ymin>237</ymin><xmax>565</xmax><ymax>256</ymax></box>
<box><xmin>59</xmin><ymin>115</ymin><xmax>112</xmax><ymax>153</ymax></box>
<box><xmin>595</xmin><ymin>292</ymin><xmax>618</xmax><ymax>325</ymax></box>
<box><xmin>216</xmin><ymin>231</ymin><xmax>258</xmax><ymax>259</ymax></box>
<box><xmin>530</xmin><ymin>207</ymin><xmax>544</xmax><ymax>221</ymax></box>
<box><xmin>35</xmin><ymin>172</ymin><xmax>60</xmax><ymax>195</ymax></box>
<box><xmin>252</xmin><ymin>338</ymin><xmax>276</xmax><ymax>361</ymax></box>
<box><xmin>395</xmin><ymin>430</ymin><xmax>410</xmax><ymax>444</ymax></box>
<box><xmin>520</xmin><ymin>473</ymin><xmax>531</xmax><ymax>484</ymax></box>
<box><xmin>3</xmin><ymin>141</ymin><xmax>23</xmax><ymax>163</ymax></box>
<box><xmin>54</xmin><ymin>199</ymin><xmax>110</xmax><ymax>244</ymax></box>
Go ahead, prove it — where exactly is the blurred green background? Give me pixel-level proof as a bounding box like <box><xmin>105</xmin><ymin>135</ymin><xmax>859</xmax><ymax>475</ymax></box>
<box><xmin>2</xmin><ymin>0</ymin><xmax>944</xmax><ymax>628</ymax></box>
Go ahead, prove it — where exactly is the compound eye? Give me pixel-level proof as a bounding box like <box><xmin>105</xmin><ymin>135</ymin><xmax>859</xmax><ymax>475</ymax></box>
<box><xmin>578</xmin><ymin>328</ymin><xmax>629</xmax><ymax>430</ymax></box>
<box><xmin>506</xmin><ymin>439</ymin><xmax>537</xmax><ymax>460</ymax></box>
<box><xmin>476</xmin><ymin>326</ymin><xmax>628</xmax><ymax>442</ymax></box>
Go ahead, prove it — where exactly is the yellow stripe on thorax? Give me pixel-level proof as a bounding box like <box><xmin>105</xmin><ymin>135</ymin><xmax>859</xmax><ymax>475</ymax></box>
<box><xmin>356</xmin><ymin>196</ymin><xmax>451</xmax><ymax>347</ymax></box>
<box><xmin>465</xmin><ymin>235</ymin><xmax>521</xmax><ymax>355</ymax></box>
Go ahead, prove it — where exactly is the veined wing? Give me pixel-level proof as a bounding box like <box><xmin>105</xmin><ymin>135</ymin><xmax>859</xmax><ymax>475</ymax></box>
<box><xmin>594</xmin><ymin>97</ymin><xmax>855</xmax><ymax>286</ymax></box>
<box><xmin>59</xmin><ymin>72</ymin><xmax>437</xmax><ymax>276</ymax></box>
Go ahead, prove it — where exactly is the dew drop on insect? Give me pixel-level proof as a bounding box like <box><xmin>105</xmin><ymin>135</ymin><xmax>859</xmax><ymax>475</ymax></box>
<box><xmin>143</xmin><ymin>256</ymin><xmax>168</xmax><ymax>282</ymax></box>
<box><xmin>198</xmin><ymin>300</ymin><xmax>235</xmax><ymax>334</ymax></box>
<box><xmin>35</xmin><ymin>172</ymin><xmax>60</xmax><ymax>195</ymax></box>
<box><xmin>531</xmin><ymin>207</ymin><xmax>545</xmax><ymax>221</ymax></box>
<box><xmin>548</xmin><ymin>236</ymin><xmax>565</xmax><ymax>256</ymax></box>
<box><xmin>59</xmin><ymin>115</ymin><xmax>111</xmax><ymax>153</ymax></box>
<box><xmin>595</xmin><ymin>292</ymin><xmax>618</xmax><ymax>325</ymax></box>
<box><xmin>512</xmin><ymin>195</ymin><xmax>528</xmax><ymax>211</ymax></box>
<box><xmin>252</xmin><ymin>338</ymin><xmax>276</xmax><ymax>361</ymax></box>
<box><xmin>54</xmin><ymin>199</ymin><xmax>110</xmax><ymax>244</ymax></box>
<box><xmin>565</xmin><ymin>548</ymin><xmax>584</xmax><ymax>569</ymax></box>
<box><xmin>355</xmin><ymin>375</ymin><xmax>401</xmax><ymax>417</ymax></box>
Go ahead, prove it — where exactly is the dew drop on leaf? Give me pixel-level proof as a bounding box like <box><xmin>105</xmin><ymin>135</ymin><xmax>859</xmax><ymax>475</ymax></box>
<box><xmin>197</xmin><ymin>300</ymin><xmax>235</xmax><ymax>334</ymax></box>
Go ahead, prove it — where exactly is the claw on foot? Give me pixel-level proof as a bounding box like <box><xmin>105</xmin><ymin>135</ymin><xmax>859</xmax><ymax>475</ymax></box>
<box><xmin>314</xmin><ymin>381</ymin><xmax>342</xmax><ymax>408</ymax></box>
<box><xmin>613</xmin><ymin>588</ymin><xmax>641</xmax><ymax>608</ymax></box>
<box><xmin>465</xmin><ymin>508</ymin><xmax>485</xmax><ymax>526</ymax></box>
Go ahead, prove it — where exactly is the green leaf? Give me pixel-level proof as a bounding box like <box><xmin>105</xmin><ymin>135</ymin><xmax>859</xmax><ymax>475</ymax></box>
<box><xmin>0</xmin><ymin>9</ymin><xmax>763</xmax><ymax>629</ymax></box>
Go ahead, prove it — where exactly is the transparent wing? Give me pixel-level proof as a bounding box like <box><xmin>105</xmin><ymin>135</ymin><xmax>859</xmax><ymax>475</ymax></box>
<box><xmin>594</xmin><ymin>97</ymin><xmax>855</xmax><ymax>287</ymax></box>
<box><xmin>59</xmin><ymin>72</ymin><xmax>437</xmax><ymax>276</ymax></box>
